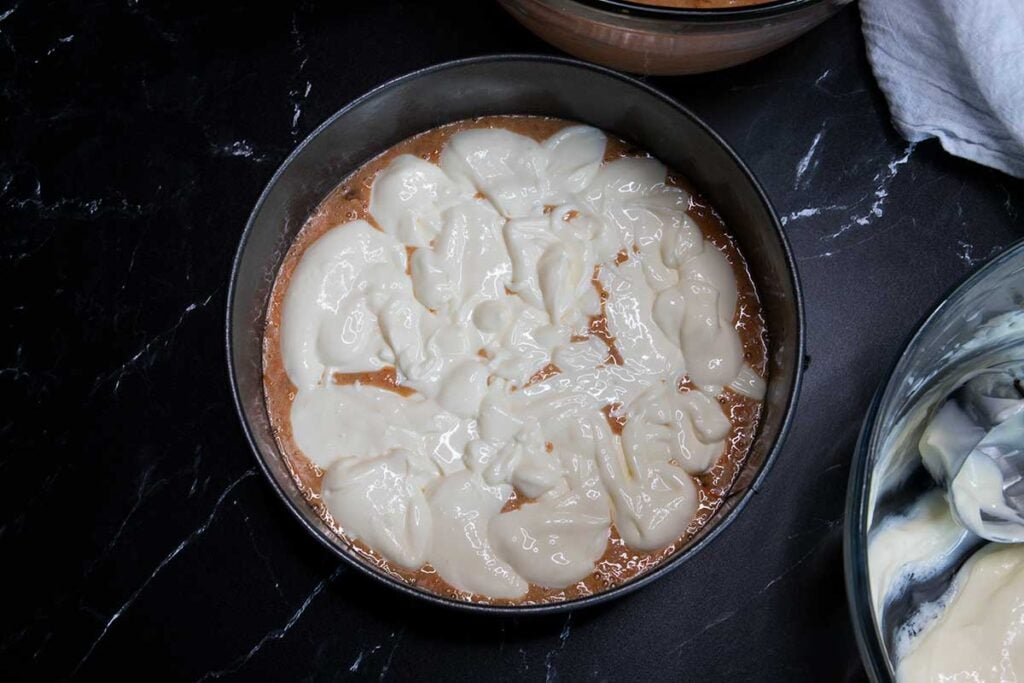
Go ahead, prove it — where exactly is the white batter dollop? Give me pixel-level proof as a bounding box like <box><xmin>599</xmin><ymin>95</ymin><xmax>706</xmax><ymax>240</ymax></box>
<box><xmin>868</xmin><ymin>490</ymin><xmax>972</xmax><ymax>619</ymax></box>
<box><xmin>280</xmin><ymin>123</ymin><xmax>764</xmax><ymax>599</ymax></box>
<box><xmin>897</xmin><ymin>543</ymin><xmax>1024</xmax><ymax>682</ymax></box>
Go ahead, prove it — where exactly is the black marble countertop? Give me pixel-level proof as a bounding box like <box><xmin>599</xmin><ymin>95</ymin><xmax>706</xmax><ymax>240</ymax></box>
<box><xmin>3</xmin><ymin>1</ymin><xmax>1023</xmax><ymax>680</ymax></box>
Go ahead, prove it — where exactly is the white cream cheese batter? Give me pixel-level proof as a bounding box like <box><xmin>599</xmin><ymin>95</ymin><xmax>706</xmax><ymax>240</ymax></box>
<box><xmin>280</xmin><ymin>124</ymin><xmax>763</xmax><ymax>598</ymax></box>
<box><xmin>897</xmin><ymin>543</ymin><xmax>1024</xmax><ymax>682</ymax></box>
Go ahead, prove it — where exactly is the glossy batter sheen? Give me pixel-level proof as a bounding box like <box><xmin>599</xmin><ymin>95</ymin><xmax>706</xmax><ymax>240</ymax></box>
<box><xmin>263</xmin><ymin>116</ymin><xmax>768</xmax><ymax>604</ymax></box>
<box><xmin>897</xmin><ymin>543</ymin><xmax>1024</xmax><ymax>682</ymax></box>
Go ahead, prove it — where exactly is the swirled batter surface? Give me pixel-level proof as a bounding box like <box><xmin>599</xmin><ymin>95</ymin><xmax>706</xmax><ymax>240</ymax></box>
<box><xmin>264</xmin><ymin>116</ymin><xmax>767</xmax><ymax>604</ymax></box>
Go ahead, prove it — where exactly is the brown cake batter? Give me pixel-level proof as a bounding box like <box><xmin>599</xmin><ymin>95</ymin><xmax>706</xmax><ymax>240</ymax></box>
<box><xmin>263</xmin><ymin>116</ymin><xmax>768</xmax><ymax>605</ymax></box>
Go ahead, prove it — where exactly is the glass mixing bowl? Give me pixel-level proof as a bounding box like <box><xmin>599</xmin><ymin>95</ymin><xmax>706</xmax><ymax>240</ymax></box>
<box><xmin>845</xmin><ymin>238</ymin><xmax>1024</xmax><ymax>679</ymax></box>
<box><xmin>498</xmin><ymin>0</ymin><xmax>853</xmax><ymax>75</ymax></box>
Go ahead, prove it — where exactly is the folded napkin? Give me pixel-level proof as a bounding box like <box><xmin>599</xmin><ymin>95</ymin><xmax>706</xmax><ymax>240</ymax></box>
<box><xmin>861</xmin><ymin>0</ymin><xmax>1024</xmax><ymax>178</ymax></box>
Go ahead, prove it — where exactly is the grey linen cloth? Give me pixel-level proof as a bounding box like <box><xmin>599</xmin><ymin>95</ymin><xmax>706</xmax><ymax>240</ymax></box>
<box><xmin>860</xmin><ymin>0</ymin><xmax>1024</xmax><ymax>178</ymax></box>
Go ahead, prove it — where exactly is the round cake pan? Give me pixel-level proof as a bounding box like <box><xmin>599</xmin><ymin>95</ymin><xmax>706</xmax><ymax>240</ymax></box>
<box><xmin>227</xmin><ymin>54</ymin><xmax>804</xmax><ymax>614</ymax></box>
